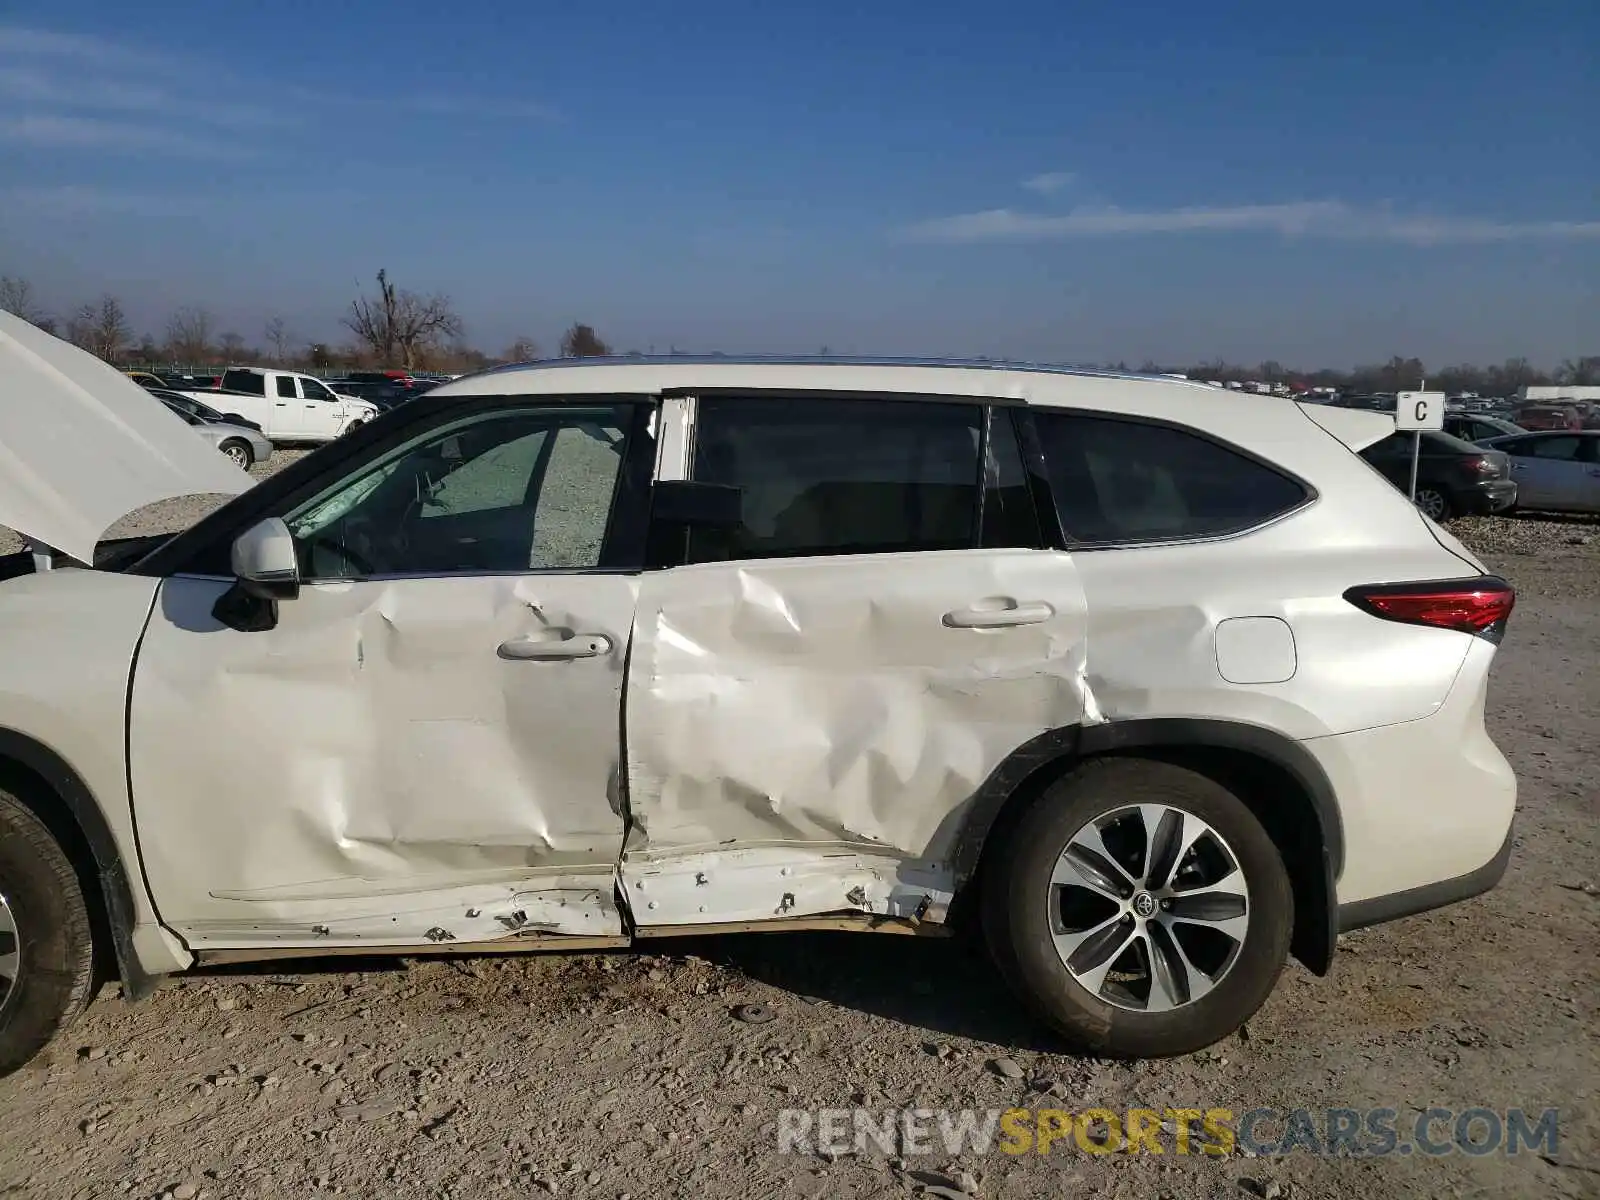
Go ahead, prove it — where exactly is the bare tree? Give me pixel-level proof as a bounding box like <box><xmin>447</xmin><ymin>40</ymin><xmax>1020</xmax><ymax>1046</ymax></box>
<box><xmin>165</xmin><ymin>306</ymin><xmax>214</xmax><ymax>362</ymax></box>
<box><xmin>559</xmin><ymin>323</ymin><xmax>611</xmax><ymax>358</ymax></box>
<box><xmin>264</xmin><ymin>316</ymin><xmax>296</xmax><ymax>365</ymax></box>
<box><xmin>343</xmin><ymin>269</ymin><xmax>463</xmax><ymax>370</ymax></box>
<box><xmin>67</xmin><ymin>295</ymin><xmax>132</xmax><ymax>362</ymax></box>
<box><xmin>0</xmin><ymin>276</ymin><xmax>53</xmax><ymax>331</ymax></box>
<box><xmin>1556</xmin><ymin>357</ymin><xmax>1600</xmax><ymax>387</ymax></box>
<box><xmin>218</xmin><ymin>331</ymin><xmax>249</xmax><ymax>361</ymax></box>
<box><xmin>503</xmin><ymin>336</ymin><xmax>539</xmax><ymax>363</ymax></box>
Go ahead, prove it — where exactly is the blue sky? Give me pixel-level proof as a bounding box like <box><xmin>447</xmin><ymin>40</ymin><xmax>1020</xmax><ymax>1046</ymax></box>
<box><xmin>1</xmin><ymin>0</ymin><xmax>1595</xmax><ymax>366</ymax></box>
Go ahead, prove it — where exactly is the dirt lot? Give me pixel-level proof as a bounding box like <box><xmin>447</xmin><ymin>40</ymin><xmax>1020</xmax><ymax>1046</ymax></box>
<box><xmin>0</xmin><ymin>459</ymin><xmax>1596</xmax><ymax>1200</ymax></box>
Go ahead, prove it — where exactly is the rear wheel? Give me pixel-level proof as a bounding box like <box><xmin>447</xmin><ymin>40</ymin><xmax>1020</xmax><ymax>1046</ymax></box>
<box><xmin>983</xmin><ymin>758</ymin><xmax>1292</xmax><ymax>1059</ymax></box>
<box><xmin>0</xmin><ymin>790</ymin><xmax>98</xmax><ymax>1075</ymax></box>
<box><xmin>1414</xmin><ymin>486</ymin><xmax>1453</xmax><ymax>522</ymax></box>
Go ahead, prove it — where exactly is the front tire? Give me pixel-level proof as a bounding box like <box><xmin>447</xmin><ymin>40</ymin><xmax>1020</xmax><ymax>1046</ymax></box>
<box><xmin>219</xmin><ymin>440</ymin><xmax>253</xmax><ymax>468</ymax></box>
<box><xmin>982</xmin><ymin>758</ymin><xmax>1292</xmax><ymax>1059</ymax></box>
<box><xmin>0</xmin><ymin>790</ymin><xmax>98</xmax><ymax>1075</ymax></box>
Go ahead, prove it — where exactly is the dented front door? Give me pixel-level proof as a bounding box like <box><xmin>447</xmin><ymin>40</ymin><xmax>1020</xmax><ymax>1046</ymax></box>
<box><xmin>128</xmin><ymin>400</ymin><xmax>651</xmax><ymax>949</ymax></box>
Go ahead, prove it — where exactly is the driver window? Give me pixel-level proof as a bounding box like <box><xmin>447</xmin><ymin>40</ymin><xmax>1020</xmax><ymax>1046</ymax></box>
<box><xmin>283</xmin><ymin>404</ymin><xmax>631</xmax><ymax>580</ymax></box>
<box><xmin>302</xmin><ymin>378</ymin><xmax>337</xmax><ymax>403</ymax></box>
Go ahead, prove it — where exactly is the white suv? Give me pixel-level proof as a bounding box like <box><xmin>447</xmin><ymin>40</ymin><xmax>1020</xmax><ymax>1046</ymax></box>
<box><xmin>0</xmin><ymin>330</ymin><xmax>1518</xmax><ymax>1069</ymax></box>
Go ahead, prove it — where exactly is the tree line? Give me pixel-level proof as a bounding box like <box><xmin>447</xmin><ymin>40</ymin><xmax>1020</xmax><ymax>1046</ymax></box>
<box><xmin>2</xmin><ymin>270</ymin><xmax>1594</xmax><ymax>390</ymax></box>
<box><xmin>0</xmin><ymin>270</ymin><xmax>615</xmax><ymax>373</ymax></box>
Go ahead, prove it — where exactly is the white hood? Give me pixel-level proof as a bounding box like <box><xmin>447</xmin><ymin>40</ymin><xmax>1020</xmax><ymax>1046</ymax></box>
<box><xmin>0</xmin><ymin>311</ymin><xmax>252</xmax><ymax>564</ymax></box>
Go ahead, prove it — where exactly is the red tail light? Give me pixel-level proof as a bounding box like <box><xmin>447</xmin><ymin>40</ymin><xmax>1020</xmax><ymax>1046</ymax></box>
<box><xmin>1461</xmin><ymin>454</ymin><xmax>1499</xmax><ymax>476</ymax></box>
<box><xmin>1344</xmin><ymin>576</ymin><xmax>1514</xmax><ymax>639</ymax></box>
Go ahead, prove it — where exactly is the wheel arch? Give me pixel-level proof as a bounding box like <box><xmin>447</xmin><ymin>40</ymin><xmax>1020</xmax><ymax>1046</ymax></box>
<box><xmin>949</xmin><ymin>718</ymin><xmax>1342</xmax><ymax>976</ymax></box>
<box><xmin>0</xmin><ymin>728</ymin><xmax>157</xmax><ymax>999</ymax></box>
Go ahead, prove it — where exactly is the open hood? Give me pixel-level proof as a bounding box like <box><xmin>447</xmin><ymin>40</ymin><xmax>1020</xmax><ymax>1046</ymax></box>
<box><xmin>0</xmin><ymin>311</ymin><xmax>251</xmax><ymax>565</ymax></box>
<box><xmin>1296</xmin><ymin>401</ymin><xmax>1395</xmax><ymax>451</ymax></box>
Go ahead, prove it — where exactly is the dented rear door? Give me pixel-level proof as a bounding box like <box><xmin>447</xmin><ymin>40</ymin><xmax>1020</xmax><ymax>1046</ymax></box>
<box><xmin>619</xmin><ymin>393</ymin><xmax>1089</xmax><ymax>926</ymax></box>
<box><xmin>128</xmin><ymin>399</ymin><xmax>655</xmax><ymax>950</ymax></box>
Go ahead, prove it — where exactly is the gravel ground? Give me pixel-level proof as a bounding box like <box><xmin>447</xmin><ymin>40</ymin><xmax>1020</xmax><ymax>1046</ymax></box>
<box><xmin>0</xmin><ymin>456</ymin><xmax>1596</xmax><ymax>1200</ymax></box>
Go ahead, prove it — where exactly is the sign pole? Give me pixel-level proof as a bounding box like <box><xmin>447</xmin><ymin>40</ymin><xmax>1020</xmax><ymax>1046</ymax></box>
<box><xmin>1396</xmin><ymin>385</ymin><xmax>1443</xmax><ymax>511</ymax></box>
<box><xmin>1408</xmin><ymin>378</ymin><xmax>1425</xmax><ymax>503</ymax></box>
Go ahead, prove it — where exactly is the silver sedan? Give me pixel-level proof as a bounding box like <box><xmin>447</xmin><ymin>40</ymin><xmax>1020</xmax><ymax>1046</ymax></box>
<box><xmin>1478</xmin><ymin>430</ymin><xmax>1600</xmax><ymax>515</ymax></box>
<box><xmin>159</xmin><ymin>399</ymin><xmax>274</xmax><ymax>468</ymax></box>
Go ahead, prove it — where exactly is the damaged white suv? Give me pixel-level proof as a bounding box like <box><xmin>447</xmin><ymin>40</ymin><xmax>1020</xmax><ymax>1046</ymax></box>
<box><xmin>0</xmin><ymin>313</ymin><xmax>1518</xmax><ymax>1069</ymax></box>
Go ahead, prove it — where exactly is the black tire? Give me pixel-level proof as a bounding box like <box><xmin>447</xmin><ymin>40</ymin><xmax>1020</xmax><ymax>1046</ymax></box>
<box><xmin>219</xmin><ymin>440</ymin><xmax>253</xmax><ymax>468</ymax></box>
<box><xmin>982</xmin><ymin>758</ymin><xmax>1293</xmax><ymax>1059</ymax></box>
<box><xmin>1414</xmin><ymin>486</ymin><xmax>1454</xmax><ymax>522</ymax></box>
<box><xmin>0</xmin><ymin>790</ymin><xmax>97</xmax><ymax>1075</ymax></box>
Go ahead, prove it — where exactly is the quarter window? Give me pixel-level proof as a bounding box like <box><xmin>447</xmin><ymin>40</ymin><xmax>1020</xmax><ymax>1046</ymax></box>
<box><xmin>1035</xmin><ymin>412</ymin><xmax>1308</xmax><ymax>545</ymax></box>
<box><xmin>284</xmin><ymin>404</ymin><xmax>632</xmax><ymax>579</ymax></box>
<box><xmin>687</xmin><ymin>397</ymin><xmax>983</xmax><ymax>562</ymax></box>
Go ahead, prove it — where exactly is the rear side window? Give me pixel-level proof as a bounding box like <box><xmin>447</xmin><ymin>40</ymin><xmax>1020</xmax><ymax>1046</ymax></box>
<box><xmin>275</xmin><ymin>376</ymin><xmax>297</xmax><ymax>398</ymax></box>
<box><xmin>223</xmin><ymin>369</ymin><xmax>266</xmax><ymax>396</ymax></box>
<box><xmin>688</xmin><ymin>396</ymin><xmax>982</xmax><ymax>562</ymax></box>
<box><xmin>1035</xmin><ymin>412</ymin><xmax>1308</xmax><ymax>545</ymax></box>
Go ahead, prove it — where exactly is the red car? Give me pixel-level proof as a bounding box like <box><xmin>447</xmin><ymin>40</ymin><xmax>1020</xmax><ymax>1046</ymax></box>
<box><xmin>1514</xmin><ymin>404</ymin><xmax>1584</xmax><ymax>432</ymax></box>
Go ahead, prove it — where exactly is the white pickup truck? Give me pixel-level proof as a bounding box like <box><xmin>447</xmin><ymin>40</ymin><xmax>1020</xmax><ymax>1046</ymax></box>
<box><xmin>177</xmin><ymin>368</ymin><xmax>378</xmax><ymax>444</ymax></box>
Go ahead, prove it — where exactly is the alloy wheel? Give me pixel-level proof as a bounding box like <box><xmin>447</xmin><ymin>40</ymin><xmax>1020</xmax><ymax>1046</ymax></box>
<box><xmin>0</xmin><ymin>891</ymin><xmax>19</xmax><ymax>1018</ymax></box>
<box><xmin>1048</xmin><ymin>804</ymin><xmax>1250</xmax><ymax>1012</ymax></box>
<box><xmin>222</xmin><ymin>444</ymin><xmax>251</xmax><ymax>467</ymax></box>
<box><xmin>1415</xmin><ymin>489</ymin><xmax>1448</xmax><ymax>521</ymax></box>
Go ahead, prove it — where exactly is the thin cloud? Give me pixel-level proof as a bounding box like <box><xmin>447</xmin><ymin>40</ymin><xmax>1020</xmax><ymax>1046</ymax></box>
<box><xmin>1021</xmin><ymin>171</ymin><xmax>1077</xmax><ymax>195</ymax></box>
<box><xmin>0</xmin><ymin>20</ymin><xmax>559</xmax><ymax>168</ymax></box>
<box><xmin>0</xmin><ymin>184</ymin><xmax>205</xmax><ymax>217</ymax></box>
<box><xmin>285</xmin><ymin>85</ymin><xmax>560</xmax><ymax>123</ymax></box>
<box><xmin>0</xmin><ymin>24</ymin><xmax>135</xmax><ymax>64</ymax></box>
<box><xmin>0</xmin><ymin>114</ymin><xmax>250</xmax><ymax>158</ymax></box>
<box><xmin>899</xmin><ymin>201</ymin><xmax>1600</xmax><ymax>245</ymax></box>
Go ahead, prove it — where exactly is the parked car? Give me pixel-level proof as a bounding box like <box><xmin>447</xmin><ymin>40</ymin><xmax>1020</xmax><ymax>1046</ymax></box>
<box><xmin>1479</xmin><ymin>431</ymin><xmax>1600</xmax><ymax>515</ymax></box>
<box><xmin>147</xmin><ymin>388</ymin><xmax>264</xmax><ymax>433</ymax></box>
<box><xmin>172</xmin><ymin>368</ymin><xmax>377</xmax><ymax>444</ymax></box>
<box><xmin>157</xmin><ymin>398</ymin><xmax>273</xmax><ymax>468</ymax></box>
<box><xmin>1328</xmin><ymin>394</ymin><xmax>1396</xmax><ymax>412</ymax></box>
<box><xmin>1443</xmin><ymin>414</ymin><xmax>1525</xmax><ymax>444</ymax></box>
<box><xmin>1359</xmin><ymin>429</ymin><xmax>1516</xmax><ymax>521</ymax></box>
<box><xmin>158</xmin><ymin>372</ymin><xmax>221</xmax><ymax>391</ymax></box>
<box><xmin>0</xmin><ymin>327</ymin><xmax>1519</xmax><ymax>1070</ymax></box>
<box><xmin>327</xmin><ymin>379</ymin><xmax>419</xmax><ymax>411</ymax></box>
<box><xmin>1513</xmin><ymin>404</ymin><xmax>1584</xmax><ymax>432</ymax></box>
<box><xmin>122</xmin><ymin>370</ymin><xmax>168</xmax><ymax>390</ymax></box>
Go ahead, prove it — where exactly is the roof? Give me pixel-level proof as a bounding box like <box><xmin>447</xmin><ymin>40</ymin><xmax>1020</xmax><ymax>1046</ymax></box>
<box><xmin>465</xmin><ymin>354</ymin><xmax>1208</xmax><ymax>386</ymax></box>
<box><xmin>428</xmin><ymin>356</ymin><xmax>1227</xmax><ymax>410</ymax></box>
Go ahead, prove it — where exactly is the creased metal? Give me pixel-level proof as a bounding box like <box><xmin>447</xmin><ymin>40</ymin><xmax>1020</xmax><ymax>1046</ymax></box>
<box><xmin>130</xmin><ymin>571</ymin><xmax>639</xmax><ymax>941</ymax></box>
<box><xmin>621</xmin><ymin>548</ymin><xmax>1091</xmax><ymax>920</ymax></box>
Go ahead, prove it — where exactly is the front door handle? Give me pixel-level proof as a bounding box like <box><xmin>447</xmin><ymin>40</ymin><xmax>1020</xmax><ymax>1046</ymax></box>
<box><xmin>498</xmin><ymin>633</ymin><xmax>612</xmax><ymax>661</ymax></box>
<box><xmin>943</xmin><ymin>600</ymin><xmax>1055</xmax><ymax>629</ymax></box>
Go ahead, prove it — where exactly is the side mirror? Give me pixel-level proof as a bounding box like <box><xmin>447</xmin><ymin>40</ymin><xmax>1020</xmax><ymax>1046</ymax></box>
<box><xmin>651</xmin><ymin>480</ymin><xmax>743</xmax><ymax>529</ymax></box>
<box><xmin>231</xmin><ymin>517</ymin><xmax>300</xmax><ymax>600</ymax></box>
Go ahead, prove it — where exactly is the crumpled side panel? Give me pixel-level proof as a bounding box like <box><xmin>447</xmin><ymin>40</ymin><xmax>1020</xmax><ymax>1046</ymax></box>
<box><xmin>131</xmin><ymin>572</ymin><xmax>639</xmax><ymax>942</ymax></box>
<box><xmin>624</xmin><ymin>549</ymin><xmax>1090</xmax><ymax>877</ymax></box>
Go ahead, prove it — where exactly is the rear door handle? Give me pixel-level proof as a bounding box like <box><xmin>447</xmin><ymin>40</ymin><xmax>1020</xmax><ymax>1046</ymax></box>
<box><xmin>943</xmin><ymin>600</ymin><xmax>1055</xmax><ymax>629</ymax></box>
<box><xmin>498</xmin><ymin>633</ymin><xmax>612</xmax><ymax>661</ymax></box>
